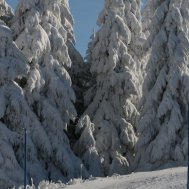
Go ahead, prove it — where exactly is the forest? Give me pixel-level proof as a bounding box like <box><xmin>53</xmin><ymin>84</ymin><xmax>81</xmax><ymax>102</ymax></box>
<box><xmin>0</xmin><ymin>0</ymin><xmax>188</xmax><ymax>188</ymax></box>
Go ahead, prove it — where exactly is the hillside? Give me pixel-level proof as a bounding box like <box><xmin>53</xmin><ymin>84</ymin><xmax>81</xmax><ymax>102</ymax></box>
<box><xmin>26</xmin><ymin>166</ymin><xmax>187</xmax><ymax>189</ymax></box>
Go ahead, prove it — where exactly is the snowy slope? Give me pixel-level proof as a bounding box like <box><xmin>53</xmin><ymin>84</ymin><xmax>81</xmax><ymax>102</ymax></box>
<box><xmin>26</xmin><ymin>167</ymin><xmax>187</xmax><ymax>189</ymax></box>
<box><xmin>64</xmin><ymin>167</ymin><xmax>187</xmax><ymax>189</ymax></box>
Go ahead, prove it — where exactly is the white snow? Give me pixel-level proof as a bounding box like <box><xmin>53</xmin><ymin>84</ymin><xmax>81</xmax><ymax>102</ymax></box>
<box><xmin>24</xmin><ymin>166</ymin><xmax>187</xmax><ymax>189</ymax></box>
<box><xmin>0</xmin><ymin>0</ymin><xmax>188</xmax><ymax>188</ymax></box>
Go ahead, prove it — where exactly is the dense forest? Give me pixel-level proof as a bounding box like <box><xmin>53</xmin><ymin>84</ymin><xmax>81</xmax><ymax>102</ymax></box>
<box><xmin>0</xmin><ymin>0</ymin><xmax>188</xmax><ymax>188</ymax></box>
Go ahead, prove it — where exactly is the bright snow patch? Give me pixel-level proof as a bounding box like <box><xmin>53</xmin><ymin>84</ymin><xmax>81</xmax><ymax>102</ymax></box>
<box><xmin>23</xmin><ymin>166</ymin><xmax>187</xmax><ymax>189</ymax></box>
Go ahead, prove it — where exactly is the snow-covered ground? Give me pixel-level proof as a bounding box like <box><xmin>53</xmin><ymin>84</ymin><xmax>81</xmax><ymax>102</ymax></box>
<box><xmin>26</xmin><ymin>166</ymin><xmax>187</xmax><ymax>189</ymax></box>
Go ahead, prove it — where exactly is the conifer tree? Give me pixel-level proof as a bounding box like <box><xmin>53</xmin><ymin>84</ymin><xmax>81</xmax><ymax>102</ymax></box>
<box><xmin>74</xmin><ymin>0</ymin><xmax>143</xmax><ymax>176</ymax></box>
<box><xmin>0</xmin><ymin>2</ymin><xmax>53</xmax><ymax>187</ymax></box>
<box><xmin>135</xmin><ymin>0</ymin><xmax>189</xmax><ymax>171</ymax></box>
<box><xmin>0</xmin><ymin>17</ymin><xmax>26</xmax><ymax>189</ymax></box>
<box><xmin>11</xmin><ymin>0</ymin><xmax>88</xmax><ymax>183</ymax></box>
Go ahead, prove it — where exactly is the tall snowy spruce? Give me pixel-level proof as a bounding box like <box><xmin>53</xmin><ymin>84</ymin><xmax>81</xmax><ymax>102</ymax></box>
<box><xmin>0</xmin><ymin>21</ymin><xmax>27</xmax><ymax>188</ymax></box>
<box><xmin>0</xmin><ymin>1</ymin><xmax>51</xmax><ymax>187</ymax></box>
<box><xmin>74</xmin><ymin>0</ymin><xmax>143</xmax><ymax>176</ymax></box>
<box><xmin>135</xmin><ymin>0</ymin><xmax>189</xmax><ymax>171</ymax></box>
<box><xmin>0</xmin><ymin>4</ymin><xmax>27</xmax><ymax>188</ymax></box>
<box><xmin>10</xmin><ymin>0</ymin><xmax>88</xmax><ymax>185</ymax></box>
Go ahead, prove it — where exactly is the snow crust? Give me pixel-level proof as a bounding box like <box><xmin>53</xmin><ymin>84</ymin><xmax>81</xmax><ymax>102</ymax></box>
<box><xmin>20</xmin><ymin>166</ymin><xmax>187</xmax><ymax>189</ymax></box>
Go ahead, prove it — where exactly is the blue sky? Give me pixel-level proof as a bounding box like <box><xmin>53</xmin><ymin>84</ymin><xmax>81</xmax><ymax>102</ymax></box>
<box><xmin>69</xmin><ymin>0</ymin><xmax>103</xmax><ymax>56</ymax></box>
<box><xmin>7</xmin><ymin>0</ymin><xmax>103</xmax><ymax>57</ymax></box>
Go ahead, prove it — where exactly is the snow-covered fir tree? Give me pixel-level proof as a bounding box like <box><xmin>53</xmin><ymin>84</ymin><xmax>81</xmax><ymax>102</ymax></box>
<box><xmin>0</xmin><ymin>2</ymin><xmax>55</xmax><ymax>187</ymax></box>
<box><xmin>0</xmin><ymin>20</ymin><xmax>28</xmax><ymax>188</ymax></box>
<box><xmin>135</xmin><ymin>0</ymin><xmax>189</xmax><ymax>171</ymax></box>
<box><xmin>74</xmin><ymin>0</ymin><xmax>143</xmax><ymax>177</ymax></box>
<box><xmin>0</xmin><ymin>5</ymin><xmax>28</xmax><ymax>188</ymax></box>
<box><xmin>10</xmin><ymin>0</ymin><xmax>88</xmax><ymax>184</ymax></box>
<box><xmin>0</xmin><ymin>2</ymin><xmax>27</xmax><ymax>188</ymax></box>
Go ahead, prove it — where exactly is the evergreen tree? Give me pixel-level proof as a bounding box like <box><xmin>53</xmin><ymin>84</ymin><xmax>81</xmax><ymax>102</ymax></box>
<box><xmin>0</xmin><ymin>15</ymin><xmax>26</xmax><ymax>189</ymax></box>
<box><xmin>135</xmin><ymin>0</ymin><xmax>189</xmax><ymax>171</ymax></box>
<box><xmin>11</xmin><ymin>0</ymin><xmax>88</xmax><ymax>184</ymax></box>
<box><xmin>74</xmin><ymin>0</ymin><xmax>143</xmax><ymax>176</ymax></box>
<box><xmin>0</xmin><ymin>2</ymin><xmax>52</xmax><ymax>187</ymax></box>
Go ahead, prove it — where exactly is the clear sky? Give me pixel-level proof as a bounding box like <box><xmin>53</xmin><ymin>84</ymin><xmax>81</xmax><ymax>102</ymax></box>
<box><xmin>7</xmin><ymin>0</ymin><xmax>103</xmax><ymax>57</ymax></box>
